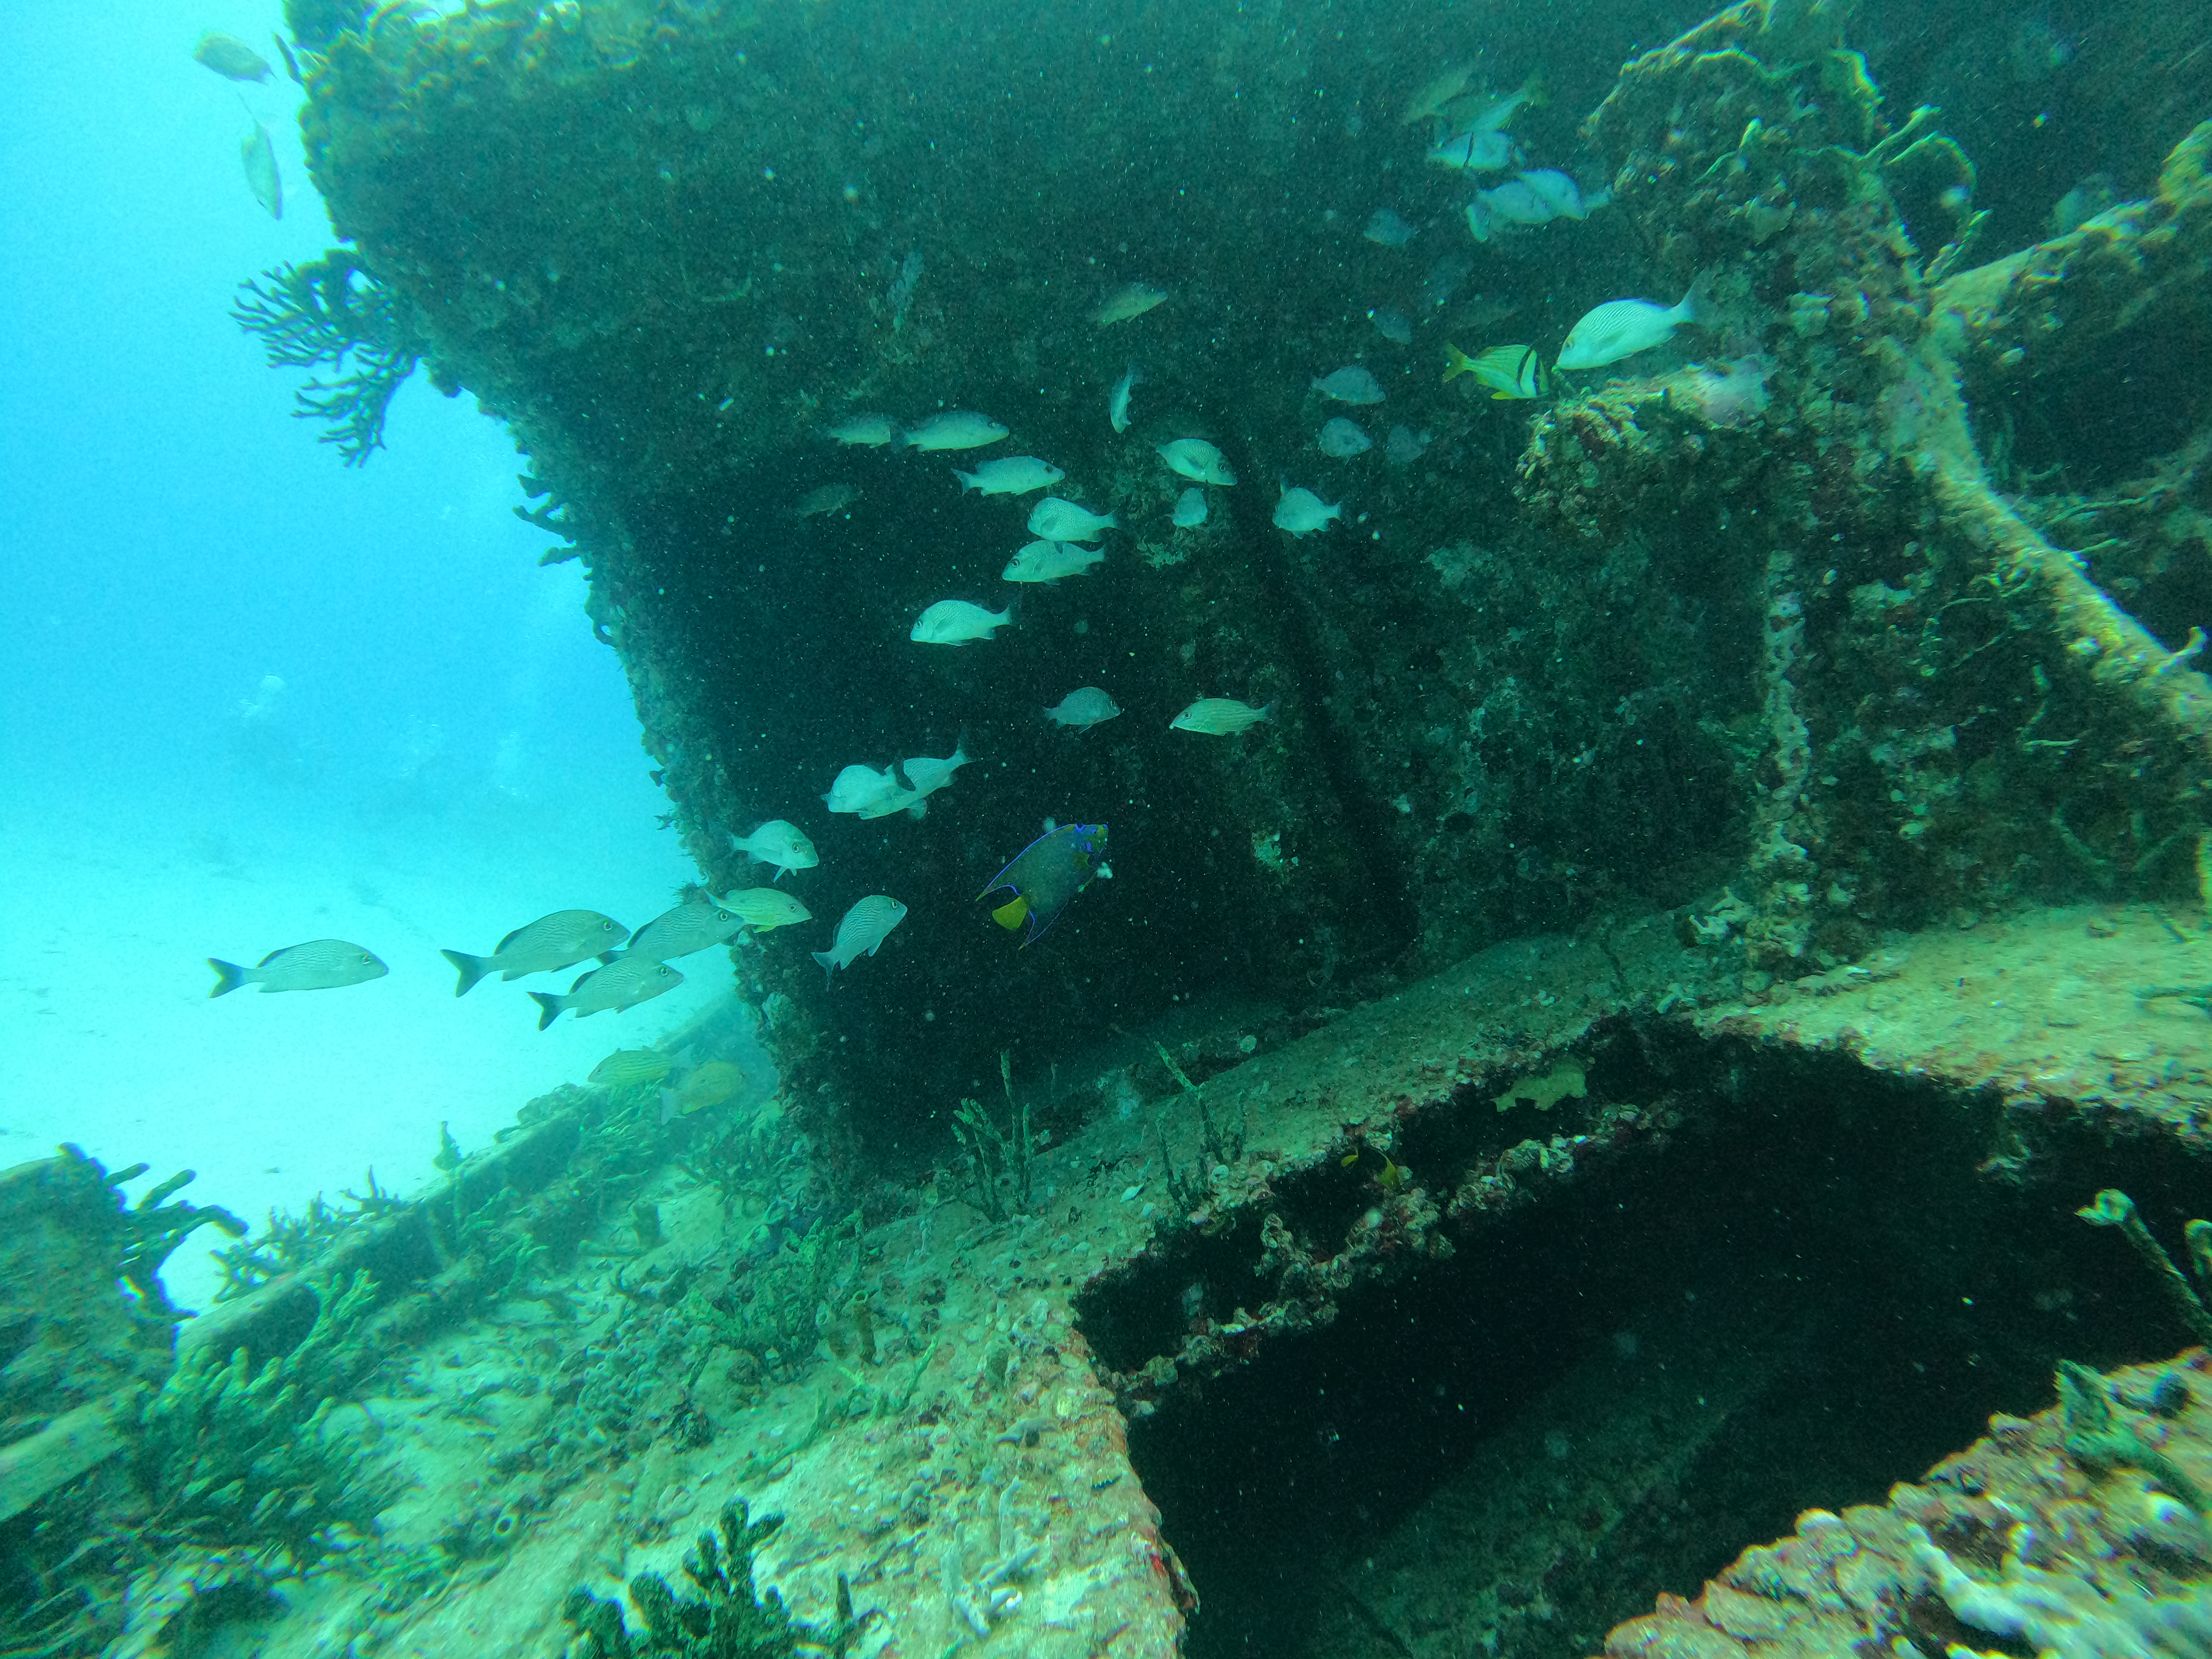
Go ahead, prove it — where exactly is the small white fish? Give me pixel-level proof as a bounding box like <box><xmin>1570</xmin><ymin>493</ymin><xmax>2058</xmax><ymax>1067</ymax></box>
<box><xmin>242</xmin><ymin>122</ymin><xmax>282</xmax><ymax>218</ymax></box>
<box><xmin>813</xmin><ymin>895</ymin><xmax>908</xmax><ymax>981</ymax></box>
<box><xmin>902</xmin><ymin>743</ymin><xmax>972</xmax><ymax>801</ymax></box>
<box><xmin>1046</xmin><ymin>687</ymin><xmax>1123</xmax><ymax>731</ymax></box>
<box><xmin>1003</xmin><ymin>539</ymin><xmax>1106</xmax><ymax>583</ymax></box>
<box><xmin>903</xmin><ymin>411</ymin><xmax>1009</xmax><ymax>451</ymax></box>
<box><xmin>824</xmin><ymin>763</ymin><xmax>907</xmax><ymax>815</ymax></box>
<box><xmin>195</xmin><ymin>32</ymin><xmax>273</xmax><ymax>82</ymax></box>
<box><xmin>1426</xmin><ymin>128</ymin><xmax>1519</xmax><ymax>173</ymax></box>
<box><xmin>1274</xmin><ymin>484</ymin><xmax>1342</xmax><ymax>536</ymax></box>
<box><xmin>208</xmin><ymin>939</ymin><xmax>387</xmax><ymax>997</ymax></box>
<box><xmin>727</xmin><ymin>819</ymin><xmax>817</xmax><ymax>880</ymax></box>
<box><xmin>827</xmin><ymin>412</ymin><xmax>896</xmax><ymax>445</ymax></box>
<box><xmin>1363</xmin><ymin>207</ymin><xmax>1419</xmax><ymax>247</ymax></box>
<box><xmin>1094</xmin><ymin>282</ymin><xmax>1167</xmax><ymax>326</ymax></box>
<box><xmin>1171</xmin><ymin>698</ymin><xmax>1275</xmax><ymax>736</ymax></box>
<box><xmin>530</xmin><ymin>957</ymin><xmax>682</xmax><ymax>1029</ymax></box>
<box><xmin>719</xmin><ymin>888</ymin><xmax>813</xmax><ymax>930</ymax></box>
<box><xmin>1027</xmin><ymin>497</ymin><xmax>1118</xmax><ymax>542</ymax></box>
<box><xmin>911</xmin><ymin>599</ymin><xmax>1013</xmax><ymax>644</ymax></box>
<box><xmin>953</xmin><ymin>455</ymin><xmax>1064</xmax><ymax>496</ymax></box>
<box><xmin>1172</xmin><ymin>487</ymin><xmax>1209</xmax><ymax>528</ymax></box>
<box><xmin>1312</xmin><ymin>366</ymin><xmax>1385</xmax><ymax>405</ymax></box>
<box><xmin>1318</xmin><ymin>418</ymin><xmax>1373</xmax><ymax>458</ymax></box>
<box><xmin>1157</xmin><ymin>438</ymin><xmax>1237</xmax><ymax>486</ymax></box>
<box><xmin>1518</xmin><ymin>169</ymin><xmax>1600</xmax><ymax>220</ymax></box>
<box><xmin>1110</xmin><ymin>365</ymin><xmax>1141</xmax><ymax>433</ymax></box>
<box><xmin>1556</xmin><ymin>271</ymin><xmax>1713</xmax><ymax>370</ymax></box>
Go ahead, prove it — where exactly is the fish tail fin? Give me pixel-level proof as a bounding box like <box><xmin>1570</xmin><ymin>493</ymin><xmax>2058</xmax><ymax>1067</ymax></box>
<box><xmin>812</xmin><ymin>950</ymin><xmax>838</xmax><ymax>984</ymax></box>
<box><xmin>1520</xmin><ymin>70</ymin><xmax>1548</xmax><ymax>109</ymax></box>
<box><xmin>1679</xmin><ymin>265</ymin><xmax>1718</xmax><ymax>328</ymax></box>
<box><xmin>529</xmin><ymin>991</ymin><xmax>565</xmax><ymax>1030</ymax></box>
<box><xmin>207</xmin><ymin>958</ymin><xmax>247</xmax><ymax>998</ymax></box>
<box><xmin>952</xmin><ymin>469</ymin><xmax>977</xmax><ymax>492</ymax></box>
<box><xmin>1261</xmin><ymin>701</ymin><xmax>1279</xmax><ymax>722</ymax></box>
<box><xmin>441</xmin><ymin>948</ymin><xmax>494</xmax><ymax>998</ymax></box>
<box><xmin>1442</xmin><ymin>344</ymin><xmax>1473</xmax><ymax>381</ymax></box>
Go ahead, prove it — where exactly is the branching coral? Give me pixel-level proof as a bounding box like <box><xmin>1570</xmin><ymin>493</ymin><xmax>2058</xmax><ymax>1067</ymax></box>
<box><xmin>231</xmin><ymin>250</ymin><xmax>424</xmax><ymax>465</ymax></box>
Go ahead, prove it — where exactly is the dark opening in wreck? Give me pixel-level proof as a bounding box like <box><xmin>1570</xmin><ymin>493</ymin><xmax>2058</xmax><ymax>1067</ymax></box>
<box><xmin>1082</xmin><ymin>1022</ymin><xmax>2199</xmax><ymax>1659</ymax></box>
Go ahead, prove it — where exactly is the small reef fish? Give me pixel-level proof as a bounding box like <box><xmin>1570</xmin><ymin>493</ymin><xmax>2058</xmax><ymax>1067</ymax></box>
<box><xmin>827</xmin><ymin>412</ymin><xmax>896</xmax><ymax>446</ymax></box>
<box><xmin>1400</xmin><ymin>64</ymin><xmax>1473</xmax><ymax>126</ymax></box>
<box><xmin>1363</xmin><ymin>207</ymin><xmax>1419</xmax><ymax>247</ymax></box>
<box><xmin>1370</xmin><ymin>307</ymin><xmax>1414</xmax><ymax>345</ymax></box>
<box><xmin>1171</xmin><ymin>698</ymin><xmax>1274</xmax><ymax>736</ymax></box>
<box><xmin>813</xmin><ymin>895</ymin><xmax>908</xmax><ymax>981</ymax></box>
<box><xmin>1046</xmin><ymin>687</ymin><xmax>1123</xmax><ymax>731</ymax></box>
<box><xmin>1422</xmin><ymin>254</ymin><xmax>1473</xmax><ymax>309</ymax></box>
<box><xmin>856</xmin><ymin>784</ymin><xmax>930</xmax><ymax>820</ymax></box>
<box><xmin>530</xmin><ymin>957</ymin><xmax>682</xmax><ymax>1029</ymax></box>
<box><xmin>728</xmin><ymin>818</ymin><xmax>817</xmax><ymax>880</ymax></box>
<box><xmin>1426</xmin><ymin>128</ymin><xmax>1519</xmax><ymax>173</ymax></box>
<box><xmin>661</xmin><ymin>1059</ymin><xmax>744</xmax><ymax>1121</ymax></box>
<box><xmin>954</xmin><ymin>456</ymin><xmax>1064</xmax><ymax>496</ymax></box>
<box><xmin>1451</xmin><ymin>74</ymin><xmax>1546</xmax><ymax>134</ymax></box>
<box><xmin>1003</xmin><ymin>539</ymin><xmax>1106</xmax><ymax>582</ymax></box>
<box><xmin>902</xmin><ymin>743</ymin><xmax>972</xmax><ymax>803</ymax></box>
<box><xmin>911</xmin><ymin>599</ymin><xmax>1013</xmax><ymax>644</ymax></box>
<box><xmin>1172</xmin><ymin>487</ymin><xmax>1209</xmax><ymax>528</ymax></box>
<box><xmin>194</xmin><ymin>32</ymin><xmax>272</xmax><ymax>81</ymax></box>
<box><xmin>1273</xmin><ymin>484</ymin><xmax>1343</xmax><ymax>536</ymax></box>
<box><xmin>719</xmin><ymin>888</ymin><xmax>814</xmax><ymax>930</ymax></box>
<box><xmin>980</xmin><ymin>822</ymin><xmax>1109</xmax><ymax>945</ymax></box>
<box><xmin>208</xmin><ymin>939</ymin><xmax>387</xmax><ymax>997</ymax></box>
<box><xmin>1109</xmin><ymin>365</ymin><xmax>1141</xmax><ymax>434</ymax></box>
<box><xmin>1386</xmin><ymin>425</ymin><xmax>1430</xmax><ymax>464</ymax></box>
<box><xmin>824</xmin><ymin>763</ymin><xmax>898</xmax><ymax>814</ymax></box>
<box><xmin>1319</xmin><ymin>417</ymin><xmax>1373</xmax><ymax>457</ymax></box>
<box><xmin>903</xmin><ymin>411</ymin><xmax>1008</xmax><ymax>451</ymax></box>
<box><xmin>1157</xmin><ymin>439</ymin><xmax>1236</xmax><ymax>486</ymax></box>
<box><xmin>1445</xmin><ymin>343</ymin><xmax>1549</xmax><ymax>399</ymax></box>
<box><xmin>1311</xmin><ymin>366</ymin><xmax>1385</xmax><ymax>405</ymax></box>
<box><xmin>242</xmin><ymin>122</ymin><xmax>282</xmax><ymax>218</ymax></box>
<box><xmin>794</xmin><ymin>483</ymin><xmax>859</xmax><ymax>518</ymax></box>
<box><xmin>441</xmin><ymin>909</ymin><xmax>630</xmax><ymax>995</ymax></box>
<box><xmin>1027</xmin><ymin>496</ymin><xmax>1118</xmax><ymax>542</ymax></box>
<box><xmin>626</xmin><ymin>896</ymin><xmax>745</xmax><ymax>962</ymax></box>
<box><xmin>1094</xmin><ymin>282</ymin><xmax>1167</xmax><ymax>326</ymax></box>
<box><xmin>1466</xmin><ymin>171</ymin><xmax>1607</xmax><ymax>241</ymax></box>
<box><xmin>591</xmin><ymin>1048</ymin><xmax>673</xmax><ymax>1089</ymax></box>
<box><xmin>1557</xmin><ymin>271</ymin><xmax>1714</xmax><ymax>370</ymax></box>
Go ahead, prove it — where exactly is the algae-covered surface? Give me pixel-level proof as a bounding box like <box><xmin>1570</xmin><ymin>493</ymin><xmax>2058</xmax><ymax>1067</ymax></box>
<box><xmin>14</xmin><ymin>0</ymin><xmax>2212</xmax><ymax>1653</ymax></box>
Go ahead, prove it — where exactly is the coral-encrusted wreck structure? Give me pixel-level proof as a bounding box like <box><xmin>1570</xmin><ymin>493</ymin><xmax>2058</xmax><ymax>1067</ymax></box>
<box><xmin>9</xmin><ymin>0</ymin><xmax>2212</xmax><ymax>1655</ymax></box>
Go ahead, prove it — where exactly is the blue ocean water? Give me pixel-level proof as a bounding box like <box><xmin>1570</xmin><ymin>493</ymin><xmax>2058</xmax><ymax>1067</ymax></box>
<box><xmin>0</xmin><ymin>1</ymin><xmax>720</xmax><ymax>1308</ymax></box>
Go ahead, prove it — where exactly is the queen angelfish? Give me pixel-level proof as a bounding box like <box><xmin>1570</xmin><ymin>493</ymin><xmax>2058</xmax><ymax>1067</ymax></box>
<box><xmin>978</xmin><ymin>823</ymin><xmax>1109</xmax><ymax>946</ymax></box>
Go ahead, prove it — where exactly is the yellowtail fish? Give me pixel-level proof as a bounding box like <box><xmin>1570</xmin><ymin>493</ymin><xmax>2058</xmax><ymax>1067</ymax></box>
<box><xmin>241</xmin><ymin>122</ymin><xmax>282</xmax><ymax>219</ymax></box>
<box><xmin>591</xmin><ymin>1048</ymin><xmax>673</xmax><ymax>1089</ymax></box>
<box><xmin>1444</xmin><ymin>343</ymin><xmax>1549</xmax><ymax>399</ymax></box>
<box><xmin>979</xmin><ymin>823</ymin><xmax>1109</xmax><ymax>945</ymax></box>
<box><xmin>720</xmin><ymin>888</ymin><xmax>812</xmax><ymax>930</ymax></box>
<box><xmin>441</xmin><ymin>910</ymin><xmax>630</xmax><ymax>996</ymax></box>
<box><xmin>1171</xmin><ymin>697</ymin><xmax>1274</xmax><ymax>735</ymax></box>
<box><xmin>627</xmin><ymin>896</ymin><xmax>745</xmax><ymax>962</ymax></box>
<box><xmin>661</xmin><ymin>1059</ymin><xmax>745</xmax><ymax>1121</ymax></box>
<box><xmin>530</xmin><ymin>957</ymin><xmax>682</xmax><ymax>1029</ymax></box>
<box><xmin>1094</xmin><ymin>282</ymin><xmax>1167</xmax><ymax>326</ymax></box>
<box><xmin>193</xmin><ymin>32</ymin><xmax>272</xmax><ymax>82</ymax></box>
<box><xmin>812</xmin><ymin>896</ymin><xmax>908</xmax><ymax>981</ymax></box>
<box><xmin>208</xmin><ymin>939</ymin><xmax>387</xmax><ymax>996</ymax></box>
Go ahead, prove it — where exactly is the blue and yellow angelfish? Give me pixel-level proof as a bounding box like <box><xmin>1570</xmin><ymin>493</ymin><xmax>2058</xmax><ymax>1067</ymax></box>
<box><xmin>979</xmin><ymin>822</ymin><xmax>1109</xmax><ymax>946</ymax></box>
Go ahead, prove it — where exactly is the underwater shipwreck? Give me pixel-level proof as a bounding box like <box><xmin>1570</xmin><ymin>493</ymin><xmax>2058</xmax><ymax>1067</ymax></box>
<box><xmin>15</xmin><ymin>0</ymin><xmax>2212</xmax><ymax>1652</ymax></box>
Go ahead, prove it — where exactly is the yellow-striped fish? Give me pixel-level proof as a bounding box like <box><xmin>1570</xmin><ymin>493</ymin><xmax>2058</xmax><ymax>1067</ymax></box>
<box><xmin>661</xmin><ymin>1059</ymin><xmax>745</xmax><ymax>1120</ymax></box>
<box><xmin>590</xmin><ymin>1048</ymin><xmax>673</xmax><ymax>1089</ymax></box>
<box><xmin>1444</xmin><ymin>343</ymin><xmax>1548</xmax><ymax>399</ymax></box>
